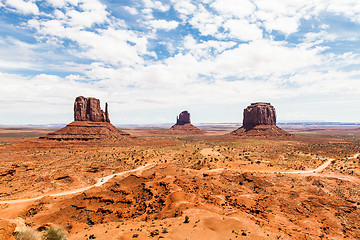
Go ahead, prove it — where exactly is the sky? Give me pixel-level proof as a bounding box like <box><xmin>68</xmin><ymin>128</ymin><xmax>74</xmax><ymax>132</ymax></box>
<box><xmin>1</xmin><ymin>0</ymin><xmax>360</xmax><ymax>125</ymax></box>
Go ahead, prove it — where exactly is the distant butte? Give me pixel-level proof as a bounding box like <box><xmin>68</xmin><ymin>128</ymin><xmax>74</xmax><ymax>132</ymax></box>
<box><xmin>170</xmin><ymin>111</ymin><xmax>204</xmax><ymax>134</ymax></box>
<box><xmin>40</xmin><ymin>96</ymin><xmax>131</xmax><ymax>141</ymax></box>
<box><xmin>176</xmin><ymin>111</ymin><xmax>191</xmax><ymax>125</ymax></box>
<box><xmin>231</xmin><ymin>102</ymin><xmax>291</xmax><ymax>137</ymax></box>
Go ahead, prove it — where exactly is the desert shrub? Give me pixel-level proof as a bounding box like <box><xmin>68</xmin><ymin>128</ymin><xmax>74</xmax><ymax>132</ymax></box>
<box><xmin>14</xmin><ymin>227</ymin><xmax>41</xmax><ymax>240</ymax></box>
<box><xmin>42</xmin><ymin>227</ymin><xmax>67</xmax><ymax>240</ymax></box>
<box><xmin>184</xmin><ymin>215</ymin><xmax>189</xmax><ymax>223</ymax></box>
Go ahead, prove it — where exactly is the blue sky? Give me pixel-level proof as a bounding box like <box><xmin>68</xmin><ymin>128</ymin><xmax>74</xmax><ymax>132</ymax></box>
<box><xmin>1</xmin><ymin>0</ymin><xmax>360</xmax><ymax>125</ymax></box>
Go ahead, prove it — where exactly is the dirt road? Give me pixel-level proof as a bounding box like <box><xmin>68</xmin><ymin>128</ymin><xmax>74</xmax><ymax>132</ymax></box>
<box><xmin>0</xmin><ymin>164</ymin><xmax>154</xmax><ymax>205</ymax></box>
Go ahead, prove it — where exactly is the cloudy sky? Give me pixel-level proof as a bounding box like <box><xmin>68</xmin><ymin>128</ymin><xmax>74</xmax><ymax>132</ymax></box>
<box><xmin>1</xmin><ymin>0</ymin><xmax>360</xmax><ymax>125</ymax></box>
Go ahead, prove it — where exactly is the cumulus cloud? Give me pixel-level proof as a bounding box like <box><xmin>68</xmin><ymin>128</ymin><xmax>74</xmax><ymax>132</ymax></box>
<box><xmin>26</xmin><ymin>2</ymin><xmax>151</xmax><ymax>67</ymax></box>
<box><xmin>188</xmin><ymin>4</ymin><xmax>224</xmax><ymax>36</ymax></box>
<box><xmin>124</xmin><ymin>6</ymin><xmax>138</xmax><ymax>15</ymax></box>
<box><xmin>5</xmin><ymin>0</ymin><xmax>39</xmax><ymax>15</ymax></box>
<box><xmin>170</xmin><ymin>0</ymin><xmax>197</xmax><ymax>17</ymax></box>
<box><xmin>2</xmin><ymin>0</ymin><xmax>360</xmax><ymax>124</ymax></box>
<box><xmin>142</xmin><ymin>0</ymin><xmax>170</xmax><ymax>12</ymax></box>
<box><xmin>148</xmin><ymin>19</ymin><xmax>179</xmax><ymax>31</ymax></box>
<box><xmin>211</xmin><ymin>0</ymin><xmax>255</xmax><ymax>18</ymax></box>
<box><xmin>222</xmin><ymin>19</ymin><xmax>263</xmax><ymax>41</ymax></box>
<box><xmin>327</xmin><ymin>1</ymin><xmax>360</xmax><ymax>23</ymax></box>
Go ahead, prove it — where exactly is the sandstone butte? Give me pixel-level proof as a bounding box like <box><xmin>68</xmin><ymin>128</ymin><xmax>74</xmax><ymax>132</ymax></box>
<box><xmin>231</xmin><ymin>102</ymin><xmax>291</xmax><ymax>137</ymax></box>
<box><xmin>40</xmin><ymin>96</ymin><xmax>131</xmax><ymax>141</ymax></box>
<box><xmin>74</xmin><ymin>96</ymin><xmax>110</xmax><ymax>123</ymax></box>
<box><xmin>169</xmin><ymin>111</ymin><xmax>204</xmax><ymax>134</ymax></box>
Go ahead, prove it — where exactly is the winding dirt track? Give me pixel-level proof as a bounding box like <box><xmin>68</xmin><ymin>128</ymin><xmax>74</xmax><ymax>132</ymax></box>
<box><xmin>0</xmin><ymin>153</ymin><xmax>358</xmax><ymax>205</ymax></box>
<box><xmin>0</xmin><ymin>164</ymin><xmax>154</xmax><ymax>205</ymax></box>
<box><xmin>204</xmin><ymin>153</ymin><xmax>360</xmax><ymax>178</ymax></box>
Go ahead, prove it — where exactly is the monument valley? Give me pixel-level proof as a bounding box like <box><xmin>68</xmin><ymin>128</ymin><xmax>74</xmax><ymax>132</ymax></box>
<box><xmin>2</xmin><ymin>1</ymin><xmax>360</xmax><ymax>239</ymax></box>
<box><xmin>0</xmin><ymin>99</ymin><xmax>360</xmax><ymax>239</ymax></box>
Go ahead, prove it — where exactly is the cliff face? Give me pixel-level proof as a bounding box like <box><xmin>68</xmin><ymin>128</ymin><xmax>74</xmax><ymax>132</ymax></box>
<box><xmin>243</xmin><ymin>102</ymin><xmax>276</xmax><ymax>129</ymax></box>
<box><xmin>176</xmin><ymin>111</ymin><xmax>191</xmax><ymax>125</ymax></box>
<box><xmin>74</xmin><ymin>96</ymin><xmax>110</xmax><ymax>123</ymax></box>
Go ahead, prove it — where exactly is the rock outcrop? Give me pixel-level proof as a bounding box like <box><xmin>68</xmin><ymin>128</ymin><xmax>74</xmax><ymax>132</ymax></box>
<box><xmin>231</xmin><ymin>102</ymin><xmax>290</xmax><ymax>137</ymax></box>
<box><xmin>176</xmin><ymin>111</ymin><xmax>191</xmax><ymax>125</ymax></box>
<box><xmin>41</xmin><ymin>96</ymin><xmax>131</xmax><ymax>141</ymax></box>
<box><xmin>170</xmin><ymin>111</ymin><xmax>204</xmax><ymax>134</ymax></box>
<box><xmin>243</xmin><ymin>102</ymin><xmax>276</xmax><ymax>128</ymax></box>
<box><xmin>74</xmin><ymin>96</ymin><xmax>110</xmax><ymax>122</ymax></box>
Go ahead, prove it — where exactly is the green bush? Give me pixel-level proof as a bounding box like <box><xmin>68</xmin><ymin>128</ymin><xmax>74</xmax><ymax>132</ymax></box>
<box><xmin>42</xmin><ymin>227</ymin><xmax>67</xmax><ymax>240</ymax></box>
<box><xmin>184</xmin><ymin>215</ymin><xmax>189</xmax><ymax>224</ymax></box>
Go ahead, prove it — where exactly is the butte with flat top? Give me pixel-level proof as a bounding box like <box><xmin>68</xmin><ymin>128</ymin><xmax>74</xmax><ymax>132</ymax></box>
<box><xmin>169</xmin><ymin>111</ymin><xmax>204</xmax><ymax>134</ymax></box>
<box><xmin>40</xmin><ymin>96</ymin><xmax>131</xmax><ymax>141</ymax></box>
<box><xmin>231</xmin><ymin>102</ymin><xmax>291</xmax><ymax>137</ymax></box>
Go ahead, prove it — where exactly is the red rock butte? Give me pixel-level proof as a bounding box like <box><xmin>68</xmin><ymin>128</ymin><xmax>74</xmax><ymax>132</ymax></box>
<box><xmin>74</xmin><ymin>96</ymin><xmax>110</xmax><ymax>123</ymax></box>
<box><xmin>231</xmin><ymin>102</ymin><xmax>291</xmax><ymax>137</ymax></box>
<box><xmin>40</xmin><ymin>96</ymin><xmax>131</xmax><ymax>141</ymax></box>
<box><xmin>169</xmin><ymin>111</ymin><xmax>204</xmax><ymax>134</ymax></box>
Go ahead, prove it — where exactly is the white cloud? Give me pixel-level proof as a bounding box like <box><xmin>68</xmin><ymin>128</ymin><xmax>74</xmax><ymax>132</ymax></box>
<box><xmin>303</xmin><ymin>30</ymin><xmax>339</xmax><ymax>45</ymax></box>
<box><xmin>3</xmin><ymin>0</ymin><xmax>360</xmax><ymax>124</ymax></box>
<box><xmin>0</xmin><ymin>37</ymin><xmax>39</xmax><ymax>70</ymax></box>
<box><xmin>189</xmin><ymin>5</ymin><xmax>224</xmax><ymax>36</ymax></box>
<box><xmin>47</xmin><ymin>0</ymin><xmax>67</xmax><ymax>8</ymax></box>
<box><xmin>211</xmin><ymin>0</ymin><xmax>255</xmax><ymax>18</ymax></box>
<box><xmin>142</xmin><ymin>0</ymin><xmax>170</xmax><ymax>12</ymax></box>
<box><xmin>42</xmin><ymin>0</ymin><xmax>109</xmax><ymax>29</ymax></box>
<box><xmin>222</xmin><ymin>19</ymin><xmax>263</xmax><ymax>41</ymax></box>
<box><xmin>5</xmin><ymin>0</ymin><xmax>39</xmax><ymax>15</ymax></box>
<box><xmin>65</xmin><ymin>0</ymin><xmax>108</xmax><ymax>28</ymax></box>
<box><xmin>170</xmin><ymin>0</ymin><xmax>197</xmax><ymax>17</ymax></box>
<box><xmin>148</xmin><ymin>19</ymin><xmax>179</xmax><ymax>31</ymax></box>
<box><xmin>253</xmin><ymin>0</ymin><xmax>322</xmax><ymax>35</ymax></box>
<box><xmin>27</xmin><ymin>4</ymin><xmax>151</xmax><ymax>67</ymax></box>
<box><xmin>72</xmin><ymin>28</ymin><xmax>149</xmax><ymax>66</ymax></box>
<box><xmin>327</xmin><ymin>1</ymin><xmax>360</xmax><ymax>23</ymax></box>
<box><xmin>124</xmin><ymin>6</ymin><xmax>138</xmax><ymax>15</ymax></box>
<box><xmin>183</xmin><ymin>35</ymin><xmax>237</xmax><ymax>59</ymax></box>
<box><xmin>205</xmin><ymin>39</ymin><xmax>322</xmax><ymax>77</ymax></box>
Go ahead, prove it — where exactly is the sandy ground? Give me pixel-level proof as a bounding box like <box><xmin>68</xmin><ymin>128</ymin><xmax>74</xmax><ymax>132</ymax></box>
<box><xmin>0</xmin><ymin>127</ymin><xmax>360</xmax><ymax>239</ymax></box>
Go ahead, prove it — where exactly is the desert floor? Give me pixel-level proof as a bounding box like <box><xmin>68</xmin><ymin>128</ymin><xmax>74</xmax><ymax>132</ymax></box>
<box><xmin>0</xmin><ymin>125</ymin><xmax>360</xmax><ymax>239</ymax></box>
